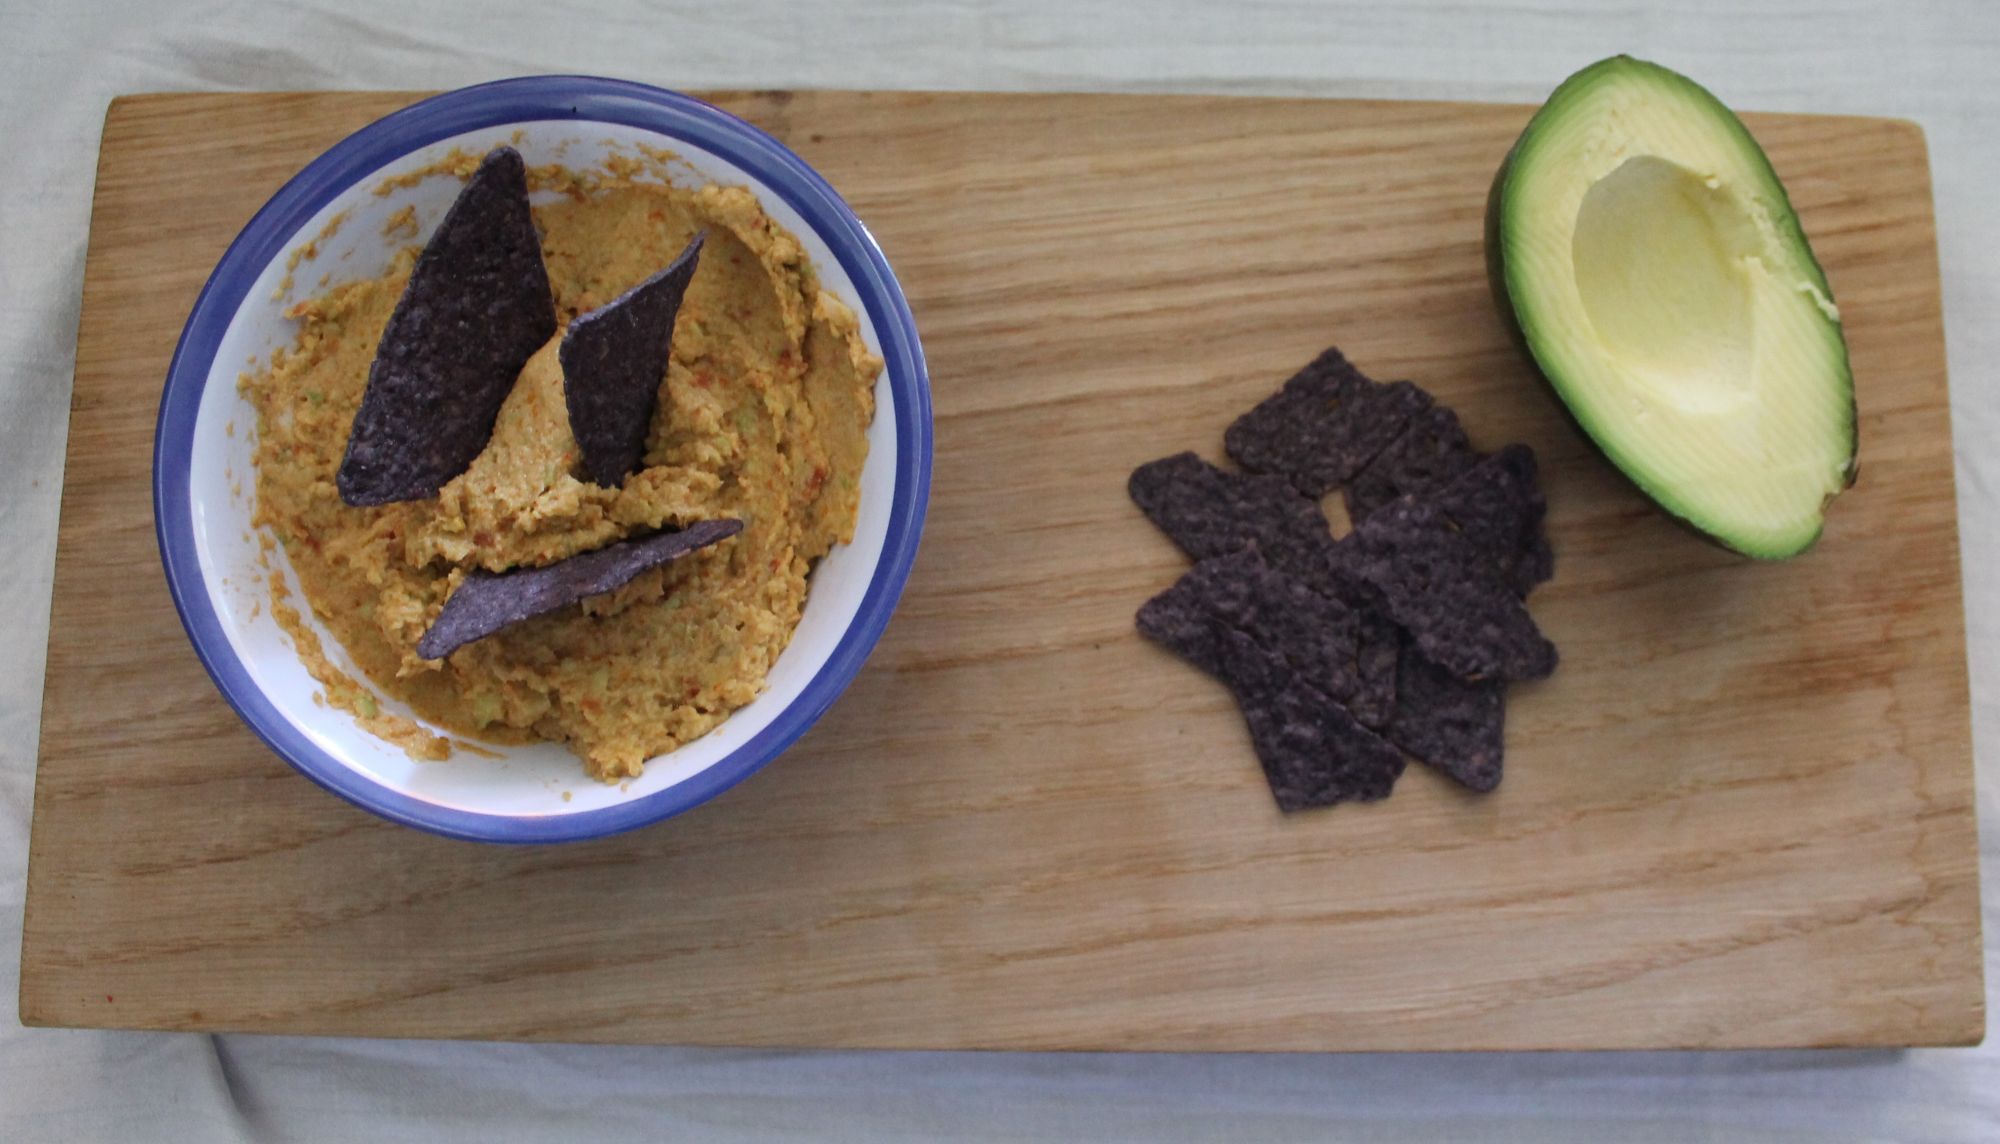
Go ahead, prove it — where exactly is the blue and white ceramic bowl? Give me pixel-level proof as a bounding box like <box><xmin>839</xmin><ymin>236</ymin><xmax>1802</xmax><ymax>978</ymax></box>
<box><xmin>154</xmin><ymin>76</ymin><xmax>931</xmax><ymax>843</ymax></box>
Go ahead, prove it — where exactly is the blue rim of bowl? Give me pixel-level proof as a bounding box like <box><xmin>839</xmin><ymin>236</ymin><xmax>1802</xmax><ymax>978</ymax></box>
<box><xmin>153</xmin><ymin>76</ymin><xmax>932</xmax><ymax>844</ymax></box>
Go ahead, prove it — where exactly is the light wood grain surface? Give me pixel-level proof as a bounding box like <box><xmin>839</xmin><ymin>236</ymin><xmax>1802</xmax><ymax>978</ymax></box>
<box><xmin>18</xmin><ymin>89</ymin><xmax>1982</xmax><ymax>1050</ymax></box>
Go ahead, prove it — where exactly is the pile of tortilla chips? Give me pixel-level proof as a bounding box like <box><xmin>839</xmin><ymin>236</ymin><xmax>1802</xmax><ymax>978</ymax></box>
<box><xmin>1131</xmin><ymin>347</ymin><xmax>1557</xmax><ymax>810</ymax></box>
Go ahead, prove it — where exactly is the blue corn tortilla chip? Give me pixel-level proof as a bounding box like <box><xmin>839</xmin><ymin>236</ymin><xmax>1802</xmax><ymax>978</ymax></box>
<box><xmin>562</xmin><ymin>232</ymin><xmax>706</xmax><ymax>487</ymax></box>
<box><xmin>1226</xmin><ymin>630</ymin><xmax>1405</xmax><ymax>810</ymax></box>
<box><xmin>1129</xmin><ymin>451</ymin><xmax>1329</xmax><ymax>567</ymax></box>
<box><xmin>1329</xmin><ymin>493</ymin><xmax>1557</xmax><ymax>682</ymax></box>
<box><xmin>1223</xmin><ymin>347</ymin><xmax>1433</xmax><ymax>496</ymax></box>
<box><xmin>416</xmin><ymin>519</ymin><xmax>742</xmax><ymax>660</ymax></box>
<box><xmin>1423</xmin><ymin>444</ymin><xmax>1554</xmax><ymax>596</ymax></box>
<box><xmin>1344</xmin><ymin>404</ymin><xmax>1481</xmax><ymax>526</ymax></box>
<box><xmin>1128</xmin><ymin>452</ymin><xmax>1338</xmax><ymax>586</ymax></box>
<box><xmin>1130</xmin><ymin>352</ymin><xmax>1556</xmax><ymax>804</ymax></box>
<box><xmin>1147</xmin><ymin>548</ymin><xmax>1391</xmax><ymax>729</ymax></box>
<box><xmin>1386</xmin><ymin>639</ymin><xmax>1506</xmax><ymax>792</ymax></box>
<box><xmin>1137</xmin><ymin>587</ymin><xmax>1405</xmax><ymax>810</ymax></box>
<box><xmin>1351</xmin><ymin>602</ymin><xmax>1401</xmax><ymax>730</ymax></box>
<box><xmin>1128</xmin><ymin>452</ymin><xmax>1397</xmax><ymax>722</ymax></box>
<box><xmin>338</xmin><ymin>147</ymin><xmax>557</xmax><ymax>506</ymax></box>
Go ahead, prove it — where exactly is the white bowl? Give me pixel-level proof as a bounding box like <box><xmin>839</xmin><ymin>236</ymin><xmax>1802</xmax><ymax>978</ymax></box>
<box><xmin>154</xmin><ymin>77</ymin><xmax>932</xmax><ymax>842</ymax></box>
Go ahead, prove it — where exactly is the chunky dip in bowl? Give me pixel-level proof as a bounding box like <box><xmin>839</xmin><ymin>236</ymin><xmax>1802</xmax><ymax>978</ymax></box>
<box><xmin>155</xmin><ymin>77</ymin><xmax>931</xmax><ymax>842</ymax></box>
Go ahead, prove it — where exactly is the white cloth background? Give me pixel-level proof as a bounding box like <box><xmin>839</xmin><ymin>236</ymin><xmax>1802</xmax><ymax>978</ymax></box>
<box><xmin>4</xmin><ymin>1</ymin><xmax>1997</xmax><ymax>1140</ymax></box>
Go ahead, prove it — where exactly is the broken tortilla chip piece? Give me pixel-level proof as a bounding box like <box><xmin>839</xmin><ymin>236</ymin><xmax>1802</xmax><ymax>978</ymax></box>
<box><xmin>1344</xmin><ymin>403</ymin><xmax>1482</xmax><ymax>526</ymax></box>
<box><xmin>337</xmin><ymin>146</ymin><xmax>557</xmax><ymax>506</ymax></box>
<box><xmin>1128</xmin><ymin>451</ymin><xmax>1339</xmax><ymax>592</ymax></box>
<box><xmin>1137</xmin><ymin>590</ymin><xmax>1406</xmax><ymax>811</ymax></box>
<box><xmin>1223</xmin><ymin>347</ymin><xmax>1432</xmax><ymax>497</ymax></box>
<box><xmin>1146</xmin><ymin>548</ymin><xmax>1392</xmax><ymax>729</ymax></box>
<box><xmin>562</xmin><ymin>231</ymin><xmax>707</xmax><ymax>487</ymax></box>
<box><xmin>1386</xmin><ymin>639</ymin><xmax>1507</xmax><ymax>793</ymax></box>
<box><xmin>1329</xmin><ymin>493</ymin><xmax>1557</xmax><ymax>683</ymax></box>
<box><xmin>1422</xmin><ymin>444</ymin><xmax>1555</xmax><ymax>596</ymax></box>
<box><xmin>417</xmin><ymin>519</ymin><xmax>743</xmax><ymax>660</ymax></box>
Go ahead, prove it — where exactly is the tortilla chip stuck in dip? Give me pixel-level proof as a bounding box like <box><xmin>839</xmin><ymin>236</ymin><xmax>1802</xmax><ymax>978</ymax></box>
<box><xmin>240</xmin><ymin>145</ymin><xmax>882</xmax><ymax>780</ymax></box>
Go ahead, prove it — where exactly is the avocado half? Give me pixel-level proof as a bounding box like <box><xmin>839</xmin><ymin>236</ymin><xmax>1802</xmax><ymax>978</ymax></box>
<box><xmin>1486</xmin><ymin>55</ymin><xmax>1857</xmax><ymax>559</ymax></box>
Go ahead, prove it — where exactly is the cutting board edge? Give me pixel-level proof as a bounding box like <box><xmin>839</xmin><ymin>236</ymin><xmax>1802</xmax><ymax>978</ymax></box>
<box><xmin>96</xmin><ymin>85</ymin><xmax>1942</xmax><ymax>125</ymax></box>
<box><xmin>13</xmin><ymin>997</ymin><xmax>1986</xmax><ymax>1051</ymax></box>
<box><xmin>18</xmin><ymin>90</ymin><xmax>167</xmax><ymax>1031</ymax></box>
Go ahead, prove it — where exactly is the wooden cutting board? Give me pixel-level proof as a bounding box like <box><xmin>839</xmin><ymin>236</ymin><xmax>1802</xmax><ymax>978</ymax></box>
<box><xmin>21</xmin><ymin>90</ymin><xmax>1981</xmax><ymax>1050</ymax></box>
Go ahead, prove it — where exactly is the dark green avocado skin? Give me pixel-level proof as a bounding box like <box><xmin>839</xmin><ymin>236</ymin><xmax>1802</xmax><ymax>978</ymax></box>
<box><xmin>1480</xmin><ymin>84</ymin><xmax>1857</xmax><ymax>561</ymax></box>
<box><xmin>1482</xmin><ymin>137</ymin><xmax>1530</xmax><ymax>366</ymax></box>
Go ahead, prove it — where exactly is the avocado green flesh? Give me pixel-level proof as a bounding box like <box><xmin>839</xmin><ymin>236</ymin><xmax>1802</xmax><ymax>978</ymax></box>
<box><xmin>1491</xmin><ymin>56</ymin><xmax>1856</xmax><ymax>559</ymax></box>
